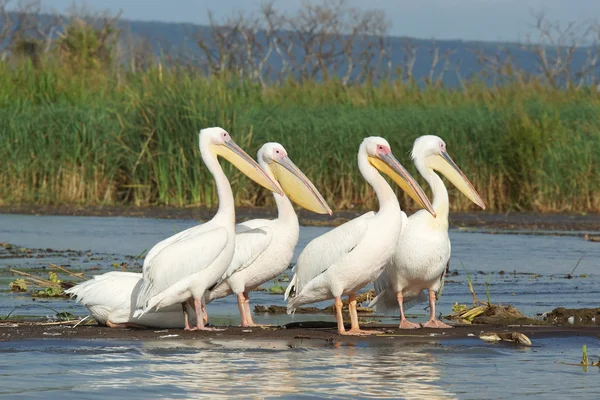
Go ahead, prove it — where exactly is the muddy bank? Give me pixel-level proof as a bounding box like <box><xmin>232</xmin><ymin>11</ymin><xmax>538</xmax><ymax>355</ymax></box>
<box><xmin>545</xmin><ymin>308</ymin><xmax>600</xmax><ymax>325</ymax></box>
<box><xmin>2</xmin><ymin>204</ymin><xmax>599</xmax><ymax>232</ymax></box>
<box><xmin>1</xmin><ymin>320</ymin><xmax>599</xmax><ymax>343</ymax></box>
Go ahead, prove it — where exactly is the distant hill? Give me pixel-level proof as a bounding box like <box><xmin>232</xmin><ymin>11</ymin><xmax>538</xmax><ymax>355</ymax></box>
<box><xmin>117</xmin><ymin>18</ymin><xmax>592</xmax><ymax>87</ymax></box>
<box><xmin>3</xmin><ymin>12</ymin><xmax>594</xmax><ymax>87</ymax></box>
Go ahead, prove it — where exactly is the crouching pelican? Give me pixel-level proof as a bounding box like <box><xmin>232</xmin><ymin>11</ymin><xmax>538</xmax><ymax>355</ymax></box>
<box><xmin>285</xmin><ymin>137</ymin><xmax>435</xmax><ymax>335</ymax></box>
<box><xmin>204</xmin><ymin>142</ymin><xmax>332</xmax><ymax>327</ymax></box>
<box><xmin>370</xmin><ymin>135</ymin><xmax>486</xmax><ymax>328</ymax></box>
<box><xmin>66</xmin><ymin>271</ymin><xmax>196</xmax><ymax>328</ymax></box>
<box><xmin>132</xmin><ymin>127</ymin><xmax>282</xmax><ymax>331</ymax></box>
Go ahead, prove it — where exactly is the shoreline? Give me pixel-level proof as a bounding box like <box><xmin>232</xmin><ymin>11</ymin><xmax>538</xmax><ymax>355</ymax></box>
<box><xmin>1</xmin><ymin>205</ymin><xmax>599</xmax><ymax>233</ymax></box>
<box><xmin>1</xmin><ymin>321</ymin><xmax>599</xmax><ymax>343</ymax></box>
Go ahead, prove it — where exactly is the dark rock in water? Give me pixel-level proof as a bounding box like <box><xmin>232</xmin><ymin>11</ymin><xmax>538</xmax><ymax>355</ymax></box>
<box><xmin>254</xmin><ymin>305</ymin><xmax>329</xmax><ymax>314</ymax></box>
<box><xmin>254</xmin><ymin>303</ymin><xmax>375</xmax><ymax>315</ymax></box>
<box><xmin>283</xmin><ymin>321</ymin><xmax>340</xmax><ymax>329</ymax></box>
<box><xmin>479</xmin><ymin>331</ymin><xmax>532</xmax><ymax>346</ymax></box>
<box><xmin>545</xmin><ymin>307</ymin><xmax>600</xmax><ymax>325</ymax></box>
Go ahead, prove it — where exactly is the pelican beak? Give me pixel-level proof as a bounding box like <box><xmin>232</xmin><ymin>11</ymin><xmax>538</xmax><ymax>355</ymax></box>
<box><xmin>214</xmin><ymin>140</ymin><xmax>284</xmax><ymax>196</ymax></box>
<box><xmin>270</xmin><ymin>156</ymin><xmax>333</xmax><ymax>215</ymax></box>
<box><xmin>426</xmin><ymin>151</ymin><xmax>486</xmax><ymax>209</ymax></box>
<box><xmin>369</xmin><ymin>151</ymin><xmax>436</xmax><ymax>217</ymax></box>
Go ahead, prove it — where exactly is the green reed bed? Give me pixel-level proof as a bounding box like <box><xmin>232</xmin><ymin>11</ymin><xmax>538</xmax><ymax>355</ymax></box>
<box><xmin>1</xmin><ymin>65</ymin><xmax>599</xmax><ymax>213</ymax></box>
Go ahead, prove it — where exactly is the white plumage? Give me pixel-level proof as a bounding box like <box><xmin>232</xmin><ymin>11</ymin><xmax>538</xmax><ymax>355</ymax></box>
<box><xmin>370</xmin><ymin>135</ymin><xmax>486</xmax><ymax>329</ymax></box>
<box><xmin>65</xmin><ymin>271</ymin><xmax>196</xmax><ymax>328</ymax></box>
<box><xmin>286</xmin><ymin>137</ymin><xmax>435</xmax><ymax>335</ymax></box>
<box><xmin>130</xmin><ymin>127</ymin><xmax>281</xmax><ymax>330</ymax></box>
<box><xmin>204</xmin><ymin>142</ymin><xmax>331</xmax><ymax>327</ymax></box>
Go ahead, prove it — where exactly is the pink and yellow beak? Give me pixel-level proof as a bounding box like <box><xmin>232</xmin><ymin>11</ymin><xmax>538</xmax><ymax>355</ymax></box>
<box><xmin>368</xmin><ymin>148</ymin><xmax>436</xmax><ymax>217</ymax></box>
<box><xmin>427</xmin><ymin>151</ymin><xmax>486</xmax><ymax>209</ymax></box>
<box><xmin>269</xmin><ymin>155</ymin><xmax>332</xmax><ymax>215</ymax></box>
<box><xmin>213</xmin><ymin>139</ymin><xmax>284</xmax><ymax>196</ymax></box>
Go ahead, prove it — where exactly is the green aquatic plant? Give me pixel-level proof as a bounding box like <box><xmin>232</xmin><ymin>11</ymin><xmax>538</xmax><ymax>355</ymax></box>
<box><xmin>485</xmin><ymin>274</ymin><xmax>492</xmax><ymax>306</ymax></box>
<box><xmin>267</xmin><ymin>285</ymin><xmax>286</xmax><ymax>294</ymax></box>
<box><xmin>582</xmin><ymin>345</ymin><xmax>589</xmax><ymax>366</ymax></box>
<box><xmin>36</xmin><ymin>286</ymin><xmax>63</xmax><ymax>297</ymax></box>
<box><xmin>8</xmin><ymin>269</ymin><xmax>66</xmax><ymax>297</ymax></box>
<box><xmin>9</xmin><ymin>279</ymin><xmax>27</xmax><ymax>292</ymax></box>
<box><xmin>48</xmin><ymin>271</ymin><xmax>61</xmax><ymax>285</ymax></box>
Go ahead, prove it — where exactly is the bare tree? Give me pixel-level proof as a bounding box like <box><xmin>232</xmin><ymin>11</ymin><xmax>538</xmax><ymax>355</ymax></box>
<box><xmin>194</xmin><ymin>0</ymin><xmax>392</xmax><ymax>85</ymax></box>
<box><xmin>517</xmin><ymin>12</ymin><xmax>599</xmax><ymax>88</ymax></box>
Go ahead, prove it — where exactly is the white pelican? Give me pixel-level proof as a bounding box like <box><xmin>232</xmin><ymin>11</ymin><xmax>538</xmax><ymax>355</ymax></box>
<box><xmin>285</xmin><ymin>137</ymin><xmax>435</xmax><ymax>335</ymax></box>
<box><xmin>65</xmin><ymin>271</ymin><xmax>196</xmax><ymax>328</ymax></box>
<box><xmin>369</xmin><ymin>135</ymin><xmax>486</xmax><ymax>328</ymax></box>
<box><xmin>203</xmin><ymin>142</ymin><xmax>332</xmax><ymax>326</ymax></box>
<box><xmin>132</xmin><ymin>127</ymin><xmax>282</xmax><ymax>331</ymax></box>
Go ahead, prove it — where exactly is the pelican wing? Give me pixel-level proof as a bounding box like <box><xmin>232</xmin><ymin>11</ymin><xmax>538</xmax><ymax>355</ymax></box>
<box><xmin>66</xmin><ymin>271</ymin><xmax>142</xmax><ymax>324</ymax></box>
<box><xmin>221</xmin><ymin>224</ymin><xmax>274</xmax><ymax>280</ymax></box>
<box><xmin>136</xmin><ymin>227</ymin><xmax>228</xmax><ymax>307</ymax></box>
<box><xmin>66</xmin><ymin>271</ymin><xmax>141</xmax><ymax>308</ymax></box>
<box><xmin>288</xmin><ymin>211</ymin><xmax>374</xmax><ymax>298</ymax></box>
<box><xmin>143</xmin><ymin>224</ymin><xmax>202</xmax><ymax>267</ymax></box>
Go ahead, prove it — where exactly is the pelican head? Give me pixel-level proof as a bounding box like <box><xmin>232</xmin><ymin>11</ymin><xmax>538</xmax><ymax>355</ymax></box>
<box><xmin>199</xmin><ymin>127</ymin><xmax>283</xmax><ymax>195</ymax></box>
<box><xmin>362</xmin><ymin>136</ymin><xmax>436</xmax><ymax>217</ymax></box>
<box><xmin>412</xmin><ymin>135</ymin><xmax>486</xmax><ymax>209</ymax></box>
<box><xmin>258</xmin><ymin>143</ymin><xmax>332</xmax><ymax>215</ymax></box>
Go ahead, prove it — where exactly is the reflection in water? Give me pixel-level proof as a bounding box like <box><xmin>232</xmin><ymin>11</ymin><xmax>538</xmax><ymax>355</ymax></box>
<box><xmin>0</xmin><ymin>337</ymin><xmax>596</xmax><ymax>399</ymax></box>
<box><xmin>67</xmin><ymin>339</ymin><xmax>457</xmax><ymax>398</ymax></box>
<box><xmin>130</xmin><ymin>340</ymin><xmax>456</xmax><ymax>399</ymax></box>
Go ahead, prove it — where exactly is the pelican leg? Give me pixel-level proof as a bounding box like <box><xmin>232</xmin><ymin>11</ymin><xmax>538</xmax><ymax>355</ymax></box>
<box><xmin>397</xmin><ymin>292</ymin><xmax>420</xmax><ymax>329</ymax></box>
<box><xmin>202</xmin><ymin>302</ymin><xmax>209</xmax><ymax>325</ymax></box>
<box><xmin>422</xmin><ymin>290</ymin><xmax>452</xmax><ymax>329</ymax></box>
<box><xmin>106</xmin><ymin>320</ymin><xmax>145</xmax><ymax>329</ymax></box>
<box><xmin>242</xmin><ymin>291</ymin><xmax>275</xmax><ymax>327</ymax></box>
<box><xmin>238</xmin><ymin>293</ymin><xmax>250</xmax><ymax>327</ymax></box>
<box><xmin>334</xmin><ymin>296</ymin><xmax>347</xmax><ymax>334</ymax></box>
<box><xmin>242</xmin><ymin>291</ymin><xmax>255</xmax><ymax>326</ymax></box>
<box><xmin>191</xmin><ymin>297</ymin><xmax>225</xmax><ymax>331</ymax></box>
<box><xmin>182</xmin><ymin>300</ymin><xmax>193</xmax><ymax>331</ymax></box>
<box><xmin>346</xmin><ymin>293</ymin><xmax>379</xmax><ymax>335</ymax></box>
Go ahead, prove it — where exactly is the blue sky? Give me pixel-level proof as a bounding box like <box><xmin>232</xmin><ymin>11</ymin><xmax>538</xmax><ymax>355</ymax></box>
<box><xmin>37</xmin><ymin>0</ymin><xmax>599</xmax><ymax>42</ymax></box>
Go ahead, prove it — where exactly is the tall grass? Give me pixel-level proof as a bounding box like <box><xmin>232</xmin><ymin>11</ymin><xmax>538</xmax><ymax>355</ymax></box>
<box><xmin>1</xmin><ymin>63</ymin><xmax>599</xmax><ymax>213</ymax></box>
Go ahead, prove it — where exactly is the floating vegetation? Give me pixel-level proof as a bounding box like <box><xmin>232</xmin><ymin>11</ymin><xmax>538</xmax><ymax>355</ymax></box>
<box><xmin>267</xmin><ymin>285</ymin><xmax>286</xmax><ymax>294</ymax></box>
<box><xmin>9</xmin><ymin>278</ymin><xmax>27</xmax><ymax>292</ymax></box>
<box><xmin>560</xmin><ymin>345</ymin><xmax>600</xmax><ymax>371</ymax></box>
<box><xmin>8</xmin><ymin>266</ymin><xmax>84</xmax><ymax>298</ymax></box>
<box><xmin>446</xmin><ymin>265</ymin><xmax>543</xmax><ymax>325</ymax></box>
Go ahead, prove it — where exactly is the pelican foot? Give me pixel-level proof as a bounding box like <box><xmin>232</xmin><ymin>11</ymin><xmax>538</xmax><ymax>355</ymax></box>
<box><xmin>185</xmin><ymin>326</ymin><xmax>226</xmax><ymax>332</ymax></box>
<box><xmin>198</xmin><ymin>327</ymin><xmax>226</xmax><ymax>331</ymax></box>
<box><xmin>422</xmin><ymin>320</ymin><xmax>452</xmax><ymax>329</ymax></box>
<box><xmin>340</xmin><ymin>329</ymin><xmax>380</xmax><ymax>336</ymax></box>
<box><xmin>106</xmin><ymin>320</ymin><xmax>145</xmax><ymax>329</ymax></box>
<box><xmin>398</xmin><ymin>319</ymin><xmax>420</xmax><ymax>329</ymax></box>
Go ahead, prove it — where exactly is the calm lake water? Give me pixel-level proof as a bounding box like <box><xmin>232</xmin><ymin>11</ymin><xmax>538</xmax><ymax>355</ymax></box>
<box><xmin>1</xmin><ymin>213</ymin><xmax>599</xmax><ymax>399</ymax></box>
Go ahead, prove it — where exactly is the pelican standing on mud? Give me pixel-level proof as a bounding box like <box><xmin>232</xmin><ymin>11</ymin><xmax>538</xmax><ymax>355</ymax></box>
<box><xmin>131</xmin><ymin>127</ymin><xmax>282</xmax><ymax>330</ymax></box>
<box><xmin>369</xmin><ymin>135</ymin><xmax>486</xmax><ymax>328</ymax></box>
<box><xmin>204</xmin><ymin>142</ymin><xmax>332</xmax><ymax>327</ymax></box>
<box><xmin>285</xmin><ymin>137</ymin><xmax>435</xmax><ymax>335</ymax></box>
